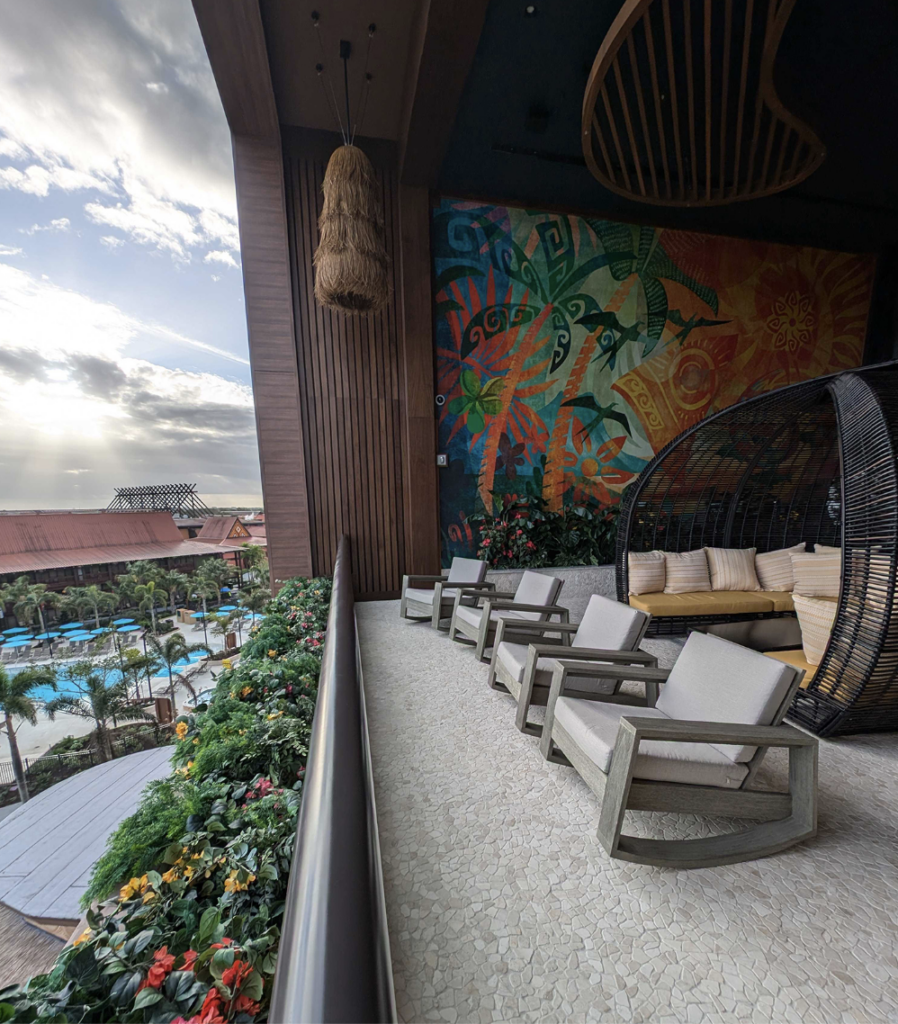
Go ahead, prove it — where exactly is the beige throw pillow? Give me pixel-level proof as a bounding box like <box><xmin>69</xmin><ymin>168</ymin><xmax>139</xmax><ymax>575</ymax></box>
<box><xmin>791</xmin><ymin>552</ymin><xmax>841</xmax><ymax>598</ymax></box>
<box><xmin>628</xmin><ymin>551</ymin><xmax>666</xmax><ymax>595</ymax></box>
<box><xmin>793</xmin><ymin>593</ymin><xmax>838</xmax><ymax>666</ymax></box>
<box><xmin>705</xmin><ymin>547</ymin><xmax>761</xmax><ymax>592</ymax></box>
<box><xmin>813</xmin><ymin>543</ymin><xmax>841</xmax><ymax>555</ymax></box>
<box><xmin>755</xmin><ymin>543</ymin><xmax>807</xmax><ymax>592</ymax></box>
<box><xmin>663</xmin><ymin>550</ymin><xmax>711</xmax><ymax>594</ymax></box>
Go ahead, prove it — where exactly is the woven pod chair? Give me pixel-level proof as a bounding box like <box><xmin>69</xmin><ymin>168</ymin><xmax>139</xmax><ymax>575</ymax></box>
<box><xmin>615</xmin><ymin>360</ymin><xmax>898</xmax><ymax>737</ymax></box>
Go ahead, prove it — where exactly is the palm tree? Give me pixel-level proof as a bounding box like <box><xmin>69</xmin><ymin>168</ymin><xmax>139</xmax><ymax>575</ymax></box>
<box><xmin>158</xmin><ymin>570</ymin><xmax>190</xmax><ymax>618</ymax></box>
<box><xmin>133</xmin><ymin>581</ymin><xmax>168</xmax><ymax>635</ymax></box>
<box><xmin>0</xmin><ymin>664</ymin><xmax>57</xmax><ymax>802</ymax></box>
<box><xmin>240</xmin><ymin>588</ymin><xmax>271</xmax><ymax>617</ymax></box>
<box><xmin>64</xmin><ymin>584</ymin><xmax>117</xmax><ymax>629</ymax></box>
<box><xmin>11</xmin><ymin>582</ymin><xmax>60</xmax><ymax>634</ymax></box>
<box><xmin>196</xmin><ymin>557</ymin><xmax>233</xmax><ymax>606</ymax></box>
<box><xmin>145</xmin><ymin>633</ymin><xmax>211</xmax><ymax>704</ymax></box>
<box><xmin>44</xmin><ymin>659</ymin><xmax>151</xmax><ymax>762</ymax></box>
<box><xmin>190</xmin><ymin>576</ymin><xmax>220</xmax><ymax>618</ymax></box>
<box><xmin>239</xmin><ymin>544</ymin><xmax>268</xmax><ymax>587</ymax></box>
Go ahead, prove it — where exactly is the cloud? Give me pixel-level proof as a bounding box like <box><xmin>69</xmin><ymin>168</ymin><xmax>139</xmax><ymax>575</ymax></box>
<box><xmin>204</xmin><ymin>250</ymin><xmax>239</xmax><ymax>269</ymax></box>
<box><xmin>21</xmin><ymin>217</ymin><xmax>71</xmax><ymax>235</ymax></box>
<box><xmin>0</xmin><ymin>0</ymin><xmax>240</xmax><ymax>263</ymax></box>
<box><xmin>100</xmin><ymin>235</ymin><xmax>124</xmax><ymax>249</ymax></box>
<box><xmin>0</xmin><ymin>243</ymin><xmax>23</xmax><ymax>257</ymax></box>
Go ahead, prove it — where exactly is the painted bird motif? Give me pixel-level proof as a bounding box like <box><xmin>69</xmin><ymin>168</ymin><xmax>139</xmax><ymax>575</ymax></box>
<box><xmin>667</xmin><ymin>309</ymin><xmax>732</xmax><ymax>345</ymax></box>
<box><xmin>561</xmin><ymin>395</ymin><xmax>632</xmax><ymax>440</ymax></box>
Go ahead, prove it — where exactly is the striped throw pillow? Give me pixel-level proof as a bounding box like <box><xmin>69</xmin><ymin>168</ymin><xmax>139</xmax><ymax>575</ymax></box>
<box><xmin>705</xmin><ymin>547</ymin><xmax>761</xmax><ymax>591</ymax></box>
<box><xmin>793</xmin><ymin>593</ymin><xmax>838</xmax><ymax>666</ymax></box>
<box><xmin>791</xmin><ymin>552</ymin><xmax>841</xmax><ymax>598</ymax></box>
<box><xmin>813</xmin><ymin>543</ymin><xmax>841</xmax><ymax>555</ymax></box>
<box><xmin>755</xmin><ymin>543</ymin><xmax>807</xmax><ymax>592</ymax></box>
<box><xmin>628</xmin><ymin>551</ymin><xmax>666</xmax><ymax>595</ymax></box>
<box><xmin>663</xmin><ymin>550</ymin><xmax>711</xmax><ymax>594</ymax></box>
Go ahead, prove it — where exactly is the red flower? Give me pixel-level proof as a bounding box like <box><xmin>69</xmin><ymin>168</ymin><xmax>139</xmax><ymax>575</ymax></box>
<box><xmin>222</xmin><ymin>959</ymin><xmax>254</xmax><ymax>991</ymax></box>
<box><xmin>233</xmin><ymin>994</ymin><xmax>261</xmax><ymax>1016</ymax></box>
<box><xmin>210</xmin><ymin>937</ymin><xmax>234</xmax><ymax>950</ymax></box>
<box><xmin>186</xmin><ymin>987</ymin><xmax>227</xmax><ymax>1024</ymax></box>
<box><xmin>137</xmin><ymin>946</ymin><xmax>176</xmax><ymax>992</ymax></box>
<box><xmin>181</xmin><ymin>949</ymin><xmax>199</xmax><ymax>972</ymax></box>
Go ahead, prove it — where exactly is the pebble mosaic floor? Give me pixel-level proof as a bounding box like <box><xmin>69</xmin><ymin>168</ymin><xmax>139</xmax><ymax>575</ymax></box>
<box><xmin>359</xmin><ymin>600</ymin><xmax>898</xmax><ymax>1024</ymax></box>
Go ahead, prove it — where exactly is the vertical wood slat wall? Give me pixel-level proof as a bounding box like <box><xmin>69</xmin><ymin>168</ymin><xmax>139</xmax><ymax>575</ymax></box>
<box><xmin>282</xmin><ymin>129</ymin><xmax>408</xmax><ymax>599</ymax></box>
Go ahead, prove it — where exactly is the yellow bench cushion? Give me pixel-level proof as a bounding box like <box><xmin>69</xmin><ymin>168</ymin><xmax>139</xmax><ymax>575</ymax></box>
<box><xmin>767</xmin><ymin>592</ymin><xmax>795</xmax><ymax>613</ymax></box>
<box><xmin>628</xmin><ymin>591</ymin><xmax>776</xmax><ymax>617</ymax></box>
<box><xmin>764</xmin><ymin>648</ymin><xmax>816</xmax><ymax>688</ymax></box>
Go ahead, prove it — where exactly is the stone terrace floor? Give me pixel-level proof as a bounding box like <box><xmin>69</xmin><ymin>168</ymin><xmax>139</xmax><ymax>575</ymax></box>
<box><xmin>359</xmin><ymin>600</ymin><xmax>898</xmax><ymax>1024</ymax></box>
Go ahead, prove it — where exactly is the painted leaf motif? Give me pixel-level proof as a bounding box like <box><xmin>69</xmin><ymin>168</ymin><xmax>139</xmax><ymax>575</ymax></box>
<box><xmin>435</xmin><ymin>264</ymin><xmax>484</xmax><ymax>292</ymax></box>
<box><xmin>461</xmin><ymin>303</ymin><xmax>540</xmax><ymax>358</ymax></box>
<box><xmin>448</xmin><ymin>396</ymin><xmax>468</xmax><ymax>415</ymax></box>
<box><xmin>460</xmin><ymin>369</ymin><xmax>481</xmax><ymax>397</ymax></box>
<box><xmin>480</xmin><ymin>378</ymin><xmax>505</xmax><ymax>400</ymax></box>
<box><xmin>467</xmin><ymin>408</ymin><xmax>485</xmax><ymax>435</ymax></box>
<box><xmin>596</xmin><ymin>435</ymin><xmax>626</xmax><ymax>463</ymax></box>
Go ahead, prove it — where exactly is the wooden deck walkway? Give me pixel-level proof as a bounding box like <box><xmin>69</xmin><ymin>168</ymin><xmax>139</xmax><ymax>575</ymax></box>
<box><xmin>0</xmin><ymin>746</ymin><xmax>172</xmax><ymax>924</ymax></box>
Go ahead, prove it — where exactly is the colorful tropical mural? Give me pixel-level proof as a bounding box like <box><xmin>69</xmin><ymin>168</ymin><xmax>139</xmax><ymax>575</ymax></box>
<box><xmin>434</xmin><ymin>197</ymin><xmax>876</xmax><ymax>562</ymax></box>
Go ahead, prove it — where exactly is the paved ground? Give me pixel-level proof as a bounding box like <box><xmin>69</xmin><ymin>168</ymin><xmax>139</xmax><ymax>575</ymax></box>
<box><xmin>359</xmin><ymin>599</ymin><xmax>898</xmax><ymax>1024</ymax></box>
<box><xmin>0</xmin><ymin>746</ymin><xmax>172</xmax><ymax>922</ymax></box>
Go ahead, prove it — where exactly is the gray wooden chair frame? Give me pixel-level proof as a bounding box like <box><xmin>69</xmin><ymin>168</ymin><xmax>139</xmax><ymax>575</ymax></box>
<box><xmin>448</xmin><ymin>587</ymin><xmax>570</xmax><ymax>661</ymax></box>
<box><xmin>486</xmin><ymin>618</ymin><xmax>657</xmax><ymax>736</ymax></box>
<box><xmin>540</xmin><ymin>660</ymin><xmax>817</xmax><ymax>868</ymax></box>
<box><xmin>399</xmin><ymin>574</ymin><xmax>497</xmax><ymax>629</ymax></box>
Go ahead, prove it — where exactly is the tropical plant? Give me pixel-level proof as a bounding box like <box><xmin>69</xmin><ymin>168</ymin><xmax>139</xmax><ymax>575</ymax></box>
<box><xmin>240</xmin><ymin>544</ymin><xmax>269</xmax><ymax>589</ymax></box>
<box><xmin>158</xmin><ymin>570</ymin><xmax>190</xmax><ymax>617</ymax></box>
<box><xmin>44</xmin><ymin>659</ymin><xmax>153</xmax><ymax>762</ymax></box>
<box><xmin>1</xmin><ymin>574</ymin><xmax>332</xmax><ymax>1023</ymax></box>
<box><xmin>0</xmin><ymin>664</ymin><xmax>57</xmax><ymax>802</ymax></box>
<box><xmin>4</xmin><ymin>580</ymin><xmax>61</xmax><ymax>634</ymax></box>
<box><xmin>448</xmin><ymin>369</ymin><xmax>504</xmax><ymax>435</ymax></box>
<box><xmin>196</xmin><ymin>557</ymin><xmax>234</xmax><ymax>606</ymax></box>
<box><xmin>146</xmin><ymin>632</ymin><xmax>211</xmax><ymax>703</ymax></box>
<box><xmin>134</xmin><ymin>580</ymin><xmax>169</xmax><ymax>635</ymax></box>
<box><xmin>63</xmin><ymin>584</ymin><xmax>117</xmax><ymax>629</ymax></box>
<box><xmin>190</xmin><ymin>575</ymin><xmax>220</xmax><ymax>618</ymax></box>
<box><xmin>240</xmin><ymin>588</ymin><xmax>271</xmax><ymax>618</ymax></box>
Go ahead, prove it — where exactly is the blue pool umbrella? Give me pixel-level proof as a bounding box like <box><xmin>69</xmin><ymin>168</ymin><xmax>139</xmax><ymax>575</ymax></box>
<box><xmin>5</xmin><ymin>638</ymin><xmax>33</xmax><ymax>647</ymax></box>
<box><xmin>190</xmin><ymin>611</ymin><xmax>206</xmax><ymax>619</ymax></box>
<box><xmin>58</xmin><ymin>622</ymin><xmax>83</xmax><ymax>631</ymax></box>
<box><xmin>218</xmin><ymin>605</ymin><xmax>237</xmax><ymax>612</ymax></box>
<box><xmin>117</xmin><ymin>624</ymin><xmax>142</xmax><ymax>633</ymax></box>
<box><xmin>2</xmin><ymin>627</ymin><xmax>30</xmax><ymax>635</ymax></box>
<box><xmin>89</xmin><ymin>628</ymin><xmax>108</xmax><ymax>635</ymax></box>
<box><xmin>112</xmin><ymin>617</ymin><xmax>135</xmax><ymax>625</ymax></box>
<box><xmin>34</xmin><ymin>632</ymin><xmax>62</xmax><ymax>640</ymax></box>
<box><xmin>68</xmin><ymin>631</ymin><xmax>93</xmax><ymax>639</ymax></box>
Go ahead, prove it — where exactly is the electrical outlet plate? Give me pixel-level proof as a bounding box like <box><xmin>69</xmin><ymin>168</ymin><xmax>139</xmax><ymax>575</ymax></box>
<box><xmin>436</xmin><ymin>454</ymin><xmax>448</xmax><ymax>467</ymax></box>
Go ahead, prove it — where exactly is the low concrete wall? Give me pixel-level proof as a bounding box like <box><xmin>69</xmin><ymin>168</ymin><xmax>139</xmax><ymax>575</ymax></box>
<box><xmin>485</xmin><ymin>565</ymin><xmax>615</xmax><ymax>622</ymax></box>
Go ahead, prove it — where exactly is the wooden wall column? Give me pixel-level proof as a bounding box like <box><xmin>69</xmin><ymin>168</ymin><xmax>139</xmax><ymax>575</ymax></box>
<box><xmin>399</xmin><ymin>185</ymin><xmax>441</xmax><ymax>574</ymax></box>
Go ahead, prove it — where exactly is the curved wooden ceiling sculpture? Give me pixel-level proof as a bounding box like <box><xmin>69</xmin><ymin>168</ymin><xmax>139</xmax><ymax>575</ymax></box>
<box><xmin>582</xmin><ymin>0</ymin><xmax>825</xmax><ymax>206</ymax></box>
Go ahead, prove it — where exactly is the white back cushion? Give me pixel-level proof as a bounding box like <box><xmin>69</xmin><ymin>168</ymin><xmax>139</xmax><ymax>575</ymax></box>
<box><xmin>446</xmin><ymin>557</ymin><xmax>488</xmax><ymax>584</ymax></box>
<box><xmin>573</xmin><ymin>594</ymin><xmax>647</xmax><ymax>651</ymax></box>
<box><xmin>656</xmin><ymin>632</ymin><xmax>797</xmax><ymax>762</ymax></box>
<box><xmin>513</xmin><ymin>571</ymin><xmax>562</xmax><ymax>620</ymax></box>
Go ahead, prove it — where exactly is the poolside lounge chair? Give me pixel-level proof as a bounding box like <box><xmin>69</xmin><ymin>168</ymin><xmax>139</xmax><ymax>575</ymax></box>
<box><xmin>449</xmin><ymin>570</ymin><xmax>567</xmax><ymax>661</ymax></box>
<box><xmin>400</xmin><ymin>557</ymin><xmax>493</xmax><ymax>628</ymax></box>
<box><xmin>487</xmin><ymin>595</ymin><xmax>654</xmax><ymax>735</ymax></box>
<box><xmin>540</xmin><ymin>631</ymin><xmax>817</xmax><ymax>867</ymax></box>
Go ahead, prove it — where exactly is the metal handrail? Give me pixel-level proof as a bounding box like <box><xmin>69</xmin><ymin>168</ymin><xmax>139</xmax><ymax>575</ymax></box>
<box><xmin>270</xmin><ymin>535</ymin><xmax>396</xmax><ymax>1023</ymax></box>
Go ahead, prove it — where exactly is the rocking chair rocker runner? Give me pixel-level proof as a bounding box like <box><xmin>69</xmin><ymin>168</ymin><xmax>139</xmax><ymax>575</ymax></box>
<box><xmin>541</xmin><ymin>631</ymin><xmax>818</xmax><ymax>868</ymax></box>
<box><xmin>399</xmin><ymin>557</ymin><xmax>492</xmax><ymax>628</ymax></box>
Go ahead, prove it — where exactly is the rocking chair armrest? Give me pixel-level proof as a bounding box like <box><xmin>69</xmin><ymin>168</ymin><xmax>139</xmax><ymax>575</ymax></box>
<box><xmin>438</xmin><ymin>581</ymin><xmax>497</xmax><ymax>591</ymax></box>
<box><xmin>526</xmin><ymin>645</ymin><xmax>658</xmax><ymax>665</ymax></box>
<box><xmin>550</xmin><ymin>660</ymin><xmax>671</xmax><ymax>687</ymax></box>
<box><xmin>496</xmin><ymin>621</ymin><xmax>580</xmax><ymax>637</ymax></box>
<box><xmin>616</xmin><ymin>717</ymin><xmax>817</xmax><ymax>748</ymax></box>
<box><xmin>464</xmin><ymin>589</ymin><xmax>516</xmax><ymax>604</ymax></box>
<box><xmin>487</xmin><ymin>600</ymin><xmax>568</xmax><ymax>615</ymax></box>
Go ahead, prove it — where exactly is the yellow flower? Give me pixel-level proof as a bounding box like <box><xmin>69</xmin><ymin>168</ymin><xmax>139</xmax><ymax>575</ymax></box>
<box><xmin>142</xmin><ymin>890</ymin><xmax>156</xmax><ymax>904</ymax></box>
<box><xmin>229</xmin><ymin>691</ymin><xmax>236</xmax><ymax>699</ymax></box>
<box><xmin>266</xmin><ymin>711</ymin><xmax>283</xmax><ymax>721</ymax></box>
<box><xmin>267</xmin><ymin>649</ymin><xmax>277</xmax><ymax>658</ymax></box>
<box><xmin>119</xmin><ymin>874</ymin><xmax>149</xmax><ymax>901</ymax></box>
<box><xmin>241</xmin><ymin>686</ymin><xmax>252</xmax><ymax>697</ymax></box>
<box><xmin>161</xmin><ymin>867</ymin><xmax>179</xmax><ymax>884</ymax></box>
<box><xmin>183</xmin><ymin>865</ymin><xmax>196</xmax><ymax>882</ymax></box>
<box><xmin>238</xmin><ymin>729</ymin><xmax>246</xmax><ymax>736</ymax></box>
<box><xmin>223</xmin><ymin>869</ymin><xmax>256</xmax><ymax>893</ymax></box>
<box><xmin>193</xmin><ymin>738</ymin><xmax>199</xmax><ymax>745</ymax></box>
<box><xmin>72</xmin><ymin>928</ymin><xmax>92</xmax><ymax>946</ymax></box>
<box><xmin>175</xmin><ymin>722</ymin><xmax>188</xmax><ymax>740</ymax></box>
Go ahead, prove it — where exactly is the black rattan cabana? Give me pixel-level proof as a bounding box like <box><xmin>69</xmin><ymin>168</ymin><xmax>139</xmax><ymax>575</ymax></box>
<box><xmin>615</xmin><ymin>361</ymin><xmax>898</xmax><ymax>737</ymax></box>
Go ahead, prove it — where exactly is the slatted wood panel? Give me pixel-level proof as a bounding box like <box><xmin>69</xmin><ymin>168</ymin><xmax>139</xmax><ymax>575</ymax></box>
<box><xmin>233</xmin><ymin>134</ymin><xmax>313</xmax><ymax>585</ymax></box>
<box><xmin>282</xmin><ymin>130</ymin><xmax>408</xmax><ymax>598</ymax></box>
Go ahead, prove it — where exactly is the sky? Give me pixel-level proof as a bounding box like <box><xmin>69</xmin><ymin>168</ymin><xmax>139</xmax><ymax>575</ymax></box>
<box><xmin>0</xmin><ymin>0</ymin><xmax>262</xmax><ymax>509</ymax></box>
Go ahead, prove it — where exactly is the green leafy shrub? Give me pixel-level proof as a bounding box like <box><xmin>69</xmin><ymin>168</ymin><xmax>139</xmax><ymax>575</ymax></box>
<box><xmin>468</xmin><ymin>494</ymin><xmax>620</xmax><ymax>569</ymax></box>
<box><xmin>0</xmin><ymin>575</ymin><xmax>332</xmax><ymax>1024</ymax></box>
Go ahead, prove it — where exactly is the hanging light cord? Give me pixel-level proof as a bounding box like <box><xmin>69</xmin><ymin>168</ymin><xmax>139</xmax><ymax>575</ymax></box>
<box><xmin>351</xmin><ymin>24</ymin><xmax>375</xmax><ymax>145</ymax></box>
<box><xmin>312</xmin><ymin>11</ymin><xmax>347</xmax><ymax>142</ymax></box>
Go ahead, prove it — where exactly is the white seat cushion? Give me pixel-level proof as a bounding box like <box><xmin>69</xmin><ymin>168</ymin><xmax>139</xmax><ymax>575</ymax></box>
<box><xmin>454</xmin><ymin>604</ymin><xmax>529</xmax><ymax>630</ymax></box>
<box><xmin>496</xmin><ymin>641</ymin><xmax>618</xmax><ymax>694</ymax></box>
<box><xmin>656</xmin><ymin>632</ymin><xmax>797</xmax><ymax>762</ymax></box>
<box><xmin>573</xmin><ymin>595</ymin><xmax>647</xmax><ymax>650</ymax></box>
<box><xmin>404</xmin><ymin>587</ymin><xmax>437</xmax><ymax>607</ymax></box>
<box><xmin>554</xmin><ymin>699</ymin><xmax>749</xmax><ymax>790</ymax></box>
<box><xmin>446</xmin><ymin>557</ymin><xmax>488</xmax><ymax>584</ymax></box>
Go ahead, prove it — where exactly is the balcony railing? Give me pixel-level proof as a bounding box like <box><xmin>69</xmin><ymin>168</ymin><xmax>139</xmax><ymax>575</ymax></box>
<box><xmin>270</xmin><ymin>535</ymin><xmax>396</xmax><ymax>1023</ymax></box>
